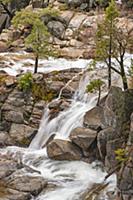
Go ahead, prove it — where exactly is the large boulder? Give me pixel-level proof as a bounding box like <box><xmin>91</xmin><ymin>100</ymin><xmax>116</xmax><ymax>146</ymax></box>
<box><xmin>66</xmin><ymin>0</ymin><xmax>84</xmax><ymax>8</ymax></box>
<box><xmin>70</xmin><ymin>127</ymin><xmax>99</xmax><ymax>160</ymax></box>
<box><xmin>97</xmin><ymin>127</ymin><xmax>118</xmax><ymax>161</ymax></box>
<box><xmin>47</xmin><ymin>139</ymin><xmax>82</xmax><ymax>160</ymax></box>
<box><xmin>9</xmin><ymin>124</ymin><xmax>37</xmax><ymax>146</ymax></box>
<box><xmin>0</xmin><ymin>155</ymin><xmax>20</xmax><ymax>179</ymax></box>
<box><xmin>47</xmin><ymin>20</ymin><xmax>65</xmax><ymax>39</ymax></box>
<box><xmin>0</xmin><ymin>41</ymin><xmax>8</xmax><ymax>52</ymax></box>
<box><xmin>70</xmin><ymin>127</ymin><xmax>97</xmax><ymax>151</ymax></box>
<box><xmin>7</xmin><ymin>174</ymin><xmax>47</xmax><ymax>196</ymax></box>
<box><xmin>83</xmin><ymin>106</ymin><xmax>104</xmax><ymax>131</ymax></box>
<box><xmin>0</xmin><ymin>186</ymin><xmax>31</xmax><ymax>200</ymax></box>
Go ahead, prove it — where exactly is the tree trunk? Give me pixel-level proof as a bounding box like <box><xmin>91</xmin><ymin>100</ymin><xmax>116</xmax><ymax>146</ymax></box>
<box><xmin>97</xmin><ymin>86</ymin><xmax>101</xmax><ymax>106</ymax></box>
<box><xmin>108</xmin><ymin>33</ymin><xmax>112</xmax><ymax>89</ymax></box>
<box><xmin>34</xmin><ymin>54</ymin><xmax>38</xmax><ymax>73</ymax></box>
<box><xmin>0</xmin><ymin>3</ymin><xmax>13</xmax><ymax>19</ymax></box>
<box><xmin>120</xmin><ymin>56</ymin><xmax>128</xmax><ymax>90</ymax></box>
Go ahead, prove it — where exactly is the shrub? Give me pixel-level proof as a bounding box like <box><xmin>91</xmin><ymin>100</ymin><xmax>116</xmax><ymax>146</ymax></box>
<box><xmin>115</xmin><ymin>148</ymin><xmax>128</xmax><ymax>163</ymax></box>
<box><xmin>18</xmin><ymin>72</ymin><xmax>33</xmax><ymax>91</ymax></box>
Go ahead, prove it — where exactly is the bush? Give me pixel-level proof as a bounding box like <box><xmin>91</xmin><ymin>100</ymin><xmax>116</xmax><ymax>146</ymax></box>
<box><xmin>18</xmin><ymin>72</ymin><xmax>33</xmax><ymax>91</ymax></box>
<box><xmin>32</xmin><ymin>83</ymin><xmax>55</xmax><ymax>102</ymax></box>
<box><xmin>115</xmin><ymin>148</ymin><xmax>128</xmax><ymax>163</ymax></box>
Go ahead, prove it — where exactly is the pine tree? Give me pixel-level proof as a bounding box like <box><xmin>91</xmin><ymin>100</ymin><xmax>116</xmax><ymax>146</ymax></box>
<box><xmin>12</xmin><ymin>9</ymin><xmax>56</xmax><ymax>73</ymax></box>
<box><xmin>86</xmin><ymin>79</ymin><xmax>104</xmax><ymax>106</ymax></box>
<box><xmin>95</xmin><ymin>0</ymin><xmax>119</xmax><ymax>89</ymax></box>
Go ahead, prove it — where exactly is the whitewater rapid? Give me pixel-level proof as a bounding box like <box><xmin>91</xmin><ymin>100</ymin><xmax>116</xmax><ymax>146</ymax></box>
<box><xmin>2</xmin><ymin>51</ymin><xmax>133</xmax><ymax>199</ymax></box>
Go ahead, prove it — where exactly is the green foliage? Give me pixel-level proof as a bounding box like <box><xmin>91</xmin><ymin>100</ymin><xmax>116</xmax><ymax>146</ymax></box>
<box><xmin>25</xmin><ymin>19</ymin><xmax>51</xmax><ymax>57</ymax></box>
<box><xmin>86</xmin><ymin>79</ymin><xmax>104</xmax><ymax>105</ymax></box>
<box><xmin>32</xmin><ymin>83</ymin><xmax>54</xmax><ymax>102</ymax></box>
<box><xmin>12</xmin><ymin>9</ymin><xmax>38</xmax><ymax>28</ymax></box>
<box><xmin>12</xmin><ymin>8</ymin><xmax>58</xmax><ymax>72</ymax></box>
<box><xmin>95</xmin><ymin>0</ymin><xmax>118</xmax><ymax>62</ymax></box>
<box><xmin>86</xmin><ymin>79</ymin><xmax>104</xmax><ymax>93</ymax></box>
<box><xmin>115</xmin><ymin>148</ymin><xmax>128</xmax><ymax>163</ymax></box>
<box><xmin>129</xmin><ymin>59</ymin><xmax>133</xmax><ymax>77</ymax></box>
<box><xmin>0</xmin><ymin>0</ymin><xmax>13</xmax><ymax>4</ymax></box>
<box><xmin>105</xmin><ymin>0</ymin><xmax>119</xmax><ymax>22</ymax></box>
<box><xmin>88</xmin><ymin>60</ymin><xmax>96</xmax><ymax>71</ymax></box>
<box><xmin>18</xmin><ymin>72</ymin><xmax>33</xmax><ymax>92</ymax></box>
<box><xmin>39</xmin><ymin>7</ymin><xmax>59</xmax><ymax>17</ymax></box>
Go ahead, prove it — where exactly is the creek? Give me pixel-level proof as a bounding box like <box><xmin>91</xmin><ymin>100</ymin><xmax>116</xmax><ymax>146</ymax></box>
<box><xmin>2</xmin><ymin>52</ymin><xmax>133</xmax><ymax>199</ymax></box>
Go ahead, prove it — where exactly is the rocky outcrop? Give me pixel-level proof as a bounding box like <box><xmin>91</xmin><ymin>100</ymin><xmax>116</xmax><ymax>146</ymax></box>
<box><xmin>70</xmin><ymin>127</ymin><xmax>97</xmax><ymax>150</ymax></box>
<box><xmin>70</xmin><ymin>127</ymin><xmax>99</xmax><ymax>162</ymax></box>
<box><xmin>0</xmin><ymin>69</ymin><xmax>81</xmax><ymax>147</ymax></box>
<box><xmin>84</xmin><ymin>106</ymin><xmax>104</xmax><ymax>131</ymax></box>
<box><xmin>47</xmin><ymin>139</ymin><xmax>82</xmax><ymax>160</ymax></box>
<box><xmin>116</xmin><ymin>112</ymin><xmax>133</xmax><ymax>200</ymax></box>
<box><xmin>0</xmin><ymin>153</ymin><xmax>48</xmax><ymax>200</ymax></box>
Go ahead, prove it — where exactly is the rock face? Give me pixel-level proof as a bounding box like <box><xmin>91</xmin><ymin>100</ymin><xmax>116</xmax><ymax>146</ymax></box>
<box><xmin>0</xmin><ymin>70</ymin><xmax>81</xmax><ymax>147</ymax></box>
<box><xmin>7</xmin><ymin>174</ymin><xmax>47</xmax><ymax>196</ymax></box>
<box><xmin>84</xmin><ymin>106</ymin><xmax>104</xmax><ymax>131</ymax></box>
<box><xmin>70</xmin><ymin>127</ymin><xmax>97</xmax><ymax>151</ymax></box>
<box><xmin>70</xmin><ymin>127</ymin><xmax>99</xmax><ymax>161</ymax></box>
<box><xmin>116</xmin><ymin>112</ymin><xmax>133</xmax><ymax>200</ymax></box>
<box><xmin>47</xmin><ymin>139</ymin><xmax>82</xmax><ymax>160</ymax></box>
<box><xmin>0</xmin><ymin>153</ymin><xmax>47</xmax><ymax>200</ymax></box>
<box><xmin>47</xmin><ymin>20</ymin><xmax>65</xmax><ymax>39</ymax></box>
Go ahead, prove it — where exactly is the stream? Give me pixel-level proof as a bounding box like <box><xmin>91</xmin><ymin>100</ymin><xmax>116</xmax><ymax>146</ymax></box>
<box><xmin>1</xmin><ymin>52</ymin><xmax>132</xmax><ymax>200</ymax></box>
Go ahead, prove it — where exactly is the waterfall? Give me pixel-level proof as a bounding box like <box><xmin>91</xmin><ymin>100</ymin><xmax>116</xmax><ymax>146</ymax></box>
<box><xmin>0</xmin><ymin>52</ymin><xmax>118</xmax><ymax>200</ymax></box>
<box><xmin>29</xmin><ymin>70</ymin><xmax>97</xmax><ymax>149</ymax></box>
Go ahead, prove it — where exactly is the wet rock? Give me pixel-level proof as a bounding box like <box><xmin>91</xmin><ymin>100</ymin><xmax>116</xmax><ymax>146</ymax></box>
<box><xmin>9</xmin><ymin>123</ymin><xmax>37</xmax><ymax>146</ymax></box>
<box><xmin>0</xmin><ymin>155</ymin><xmax>19</xmax><ymax>179</ymax></box>
<box><xmin>7</xmin><ymin>174</ymin><xmax>47</xmax><ymax>196</ymax></box>
<box><xmin>83</xmin><ymin>106</ymin><xmax>104</xmax><ymax>131</ymax></box>
<box><xmin>47</xmin><ymin>139</ymin><xmax>82</xmax><ymax>160</ymax></box>
<box><xmin>0</xmin><ymin>186</ymin><xmax>31</xmax><ymax>200</ymax></box>
<box><xmin>70</xmin><ymin>127</ymin><xmax>97</xmax><ymax>151</ymax></box>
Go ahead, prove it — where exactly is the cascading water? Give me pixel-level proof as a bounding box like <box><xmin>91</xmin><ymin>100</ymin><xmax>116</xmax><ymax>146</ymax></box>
<box><xmin>29</xmin><ymin>70</ymin><xmax>97</xmax><ymax>149</ymax></box>
<box><xmin>0</xmin><ymin>52</ymin><xmax>119</xmax><ymax>200</ymax></box>
<box><xmin>26</xmin><ymin>68</ymin><xmax>116</xmax><ymax>200</ymax></box>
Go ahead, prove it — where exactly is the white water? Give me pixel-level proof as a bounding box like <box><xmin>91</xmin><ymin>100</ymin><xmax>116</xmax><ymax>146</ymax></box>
<box><xmin>0</xmin><ymin>52</ymin><xmax>92</xmax><ymax>76</ymax></box>
<box><xmin>30</xmin><ymin>71</ymin><xmax>97</xmax><ymax>149</ymax></box>
<box><xmin>1</xmin><ymin>52</ymin><xmax>127</xmax><ymax>199</ymax></box>
<box><xmin>0</xmin><ymin>146</ymin><xmax>116</xmax><ymax>200</ymax></box>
